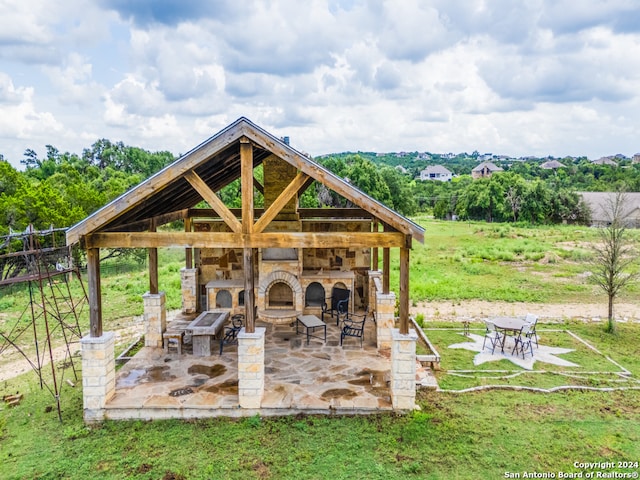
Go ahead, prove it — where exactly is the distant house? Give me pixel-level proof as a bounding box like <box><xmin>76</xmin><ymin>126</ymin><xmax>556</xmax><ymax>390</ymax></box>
<box><xmin>540</xmin><ymin>160</ymin><xmax>565</xmax><ymax>170</ymax></box>
<box><xmin>578</xmin><ymin>192</ymin><xmax>640</xmax><ymax>227</ymax></box>
<box><xmin>395</xmin><ymin>165</ymin><xmax>408</xmax><ymax>174</ymax></box>
<box><xmin>419</xmin><ymin>165</ymin><xmax>453</xmax><ymax>182</ymax></box>
<box><xmin>632</xmin><ymin>153</ymin><xmax>640</xmax><ymax>164</ymax></box>
<box><xmin>471</xmin><ymin>161</ymin><xmax>503</xmax><ymax>179</ymax></box>
<box><xmin>591</xmin><ymin>157</ymin><xmax>618</xmax><ymax>166</ymax></box>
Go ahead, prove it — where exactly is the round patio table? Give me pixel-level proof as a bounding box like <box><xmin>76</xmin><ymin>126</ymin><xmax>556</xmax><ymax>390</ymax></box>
<box><xmin>489</xmin><ymin>317</ymin><xmax>527</xmax><ymax>353</ymax></box>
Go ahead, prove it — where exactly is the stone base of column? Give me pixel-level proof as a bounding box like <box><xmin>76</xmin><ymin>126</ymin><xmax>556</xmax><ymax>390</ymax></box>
<box><xmin>237</xmin><ymin>327</ymin><xmax>265</xmax><ymax>409</ymax></box>
<box><xmin>376</xmin><ymin>291</ymin><xmax>396</xmax><ymax>350</ymax></box>
<box><xmin>143</xmin><ymin>291</ymin><xmax>166</xmax><ymax>348</ymax></box>
<box><xmin>391</xmin><ymin>328</ymin><xmax>418</xmax><ymax>410</ymax></box>
<box><xmin>180</xmin><ymin>268</ymin><xmax>198</xmax><ymax>314</ymax></box>
<box><xmin>81</xmin><ymin>332</ymin><xmax>115</xmax><ymax>423</ymax></box>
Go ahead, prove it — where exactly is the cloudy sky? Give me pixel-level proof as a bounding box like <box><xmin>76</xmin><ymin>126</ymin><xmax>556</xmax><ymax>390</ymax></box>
<box><xmin>1</xmin><ymin>0</ymin><xmax>640</xmax><ymax>169</ymax></box>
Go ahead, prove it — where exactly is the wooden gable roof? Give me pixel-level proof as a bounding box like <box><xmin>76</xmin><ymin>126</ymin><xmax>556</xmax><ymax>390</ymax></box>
<box><xmin>67</xmin><ymin>117</ymin><xmax>424</xmax><ymax>246</ymax></box>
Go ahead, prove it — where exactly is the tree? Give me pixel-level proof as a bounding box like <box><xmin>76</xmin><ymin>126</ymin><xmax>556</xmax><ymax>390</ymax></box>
<box><xmin>590</xmin><ymin>191</ymin><xmax>639</xmax><ymax>333</ymax></box>
<box><xmin>379</xmin><ymin>166</ymin><xmax>417</xmax><ymax>216</ymax></box>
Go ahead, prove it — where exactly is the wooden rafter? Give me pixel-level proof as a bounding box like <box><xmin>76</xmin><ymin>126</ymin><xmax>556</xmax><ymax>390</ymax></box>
<box><xmin>253</xmin><ymin>176</ymin><xmax>264</xmax><ymax>194</ymax></box>
<box><xmin>253</xmin><ymin>172</ymin><xmax>308</xmax><ymax>233</ymax></box>
<box><xmin>184</xmin><ymin>170</ymin><xmax>242</xmax><ymax>233</ymax></box>
<box><xmin>66</xmin><ymin>120</ymin><xmax>247</xmax><ymax>245</ymax></box>
<box><xmin>102</xmin><ymin>209</ymin><xmax>189</xmax><ymax>233</ymax></box>
<box><xmin>246</xmin><ymin>130</ymin><xmax>424</xmax><ymax>242</ymax></box>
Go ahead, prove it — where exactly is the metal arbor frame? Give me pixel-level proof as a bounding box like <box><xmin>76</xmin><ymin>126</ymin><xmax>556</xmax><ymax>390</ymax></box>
<box><xmin>0</xmin><ymin>226</ymin><xmax>87</xmax><ymax>421</ymax></box>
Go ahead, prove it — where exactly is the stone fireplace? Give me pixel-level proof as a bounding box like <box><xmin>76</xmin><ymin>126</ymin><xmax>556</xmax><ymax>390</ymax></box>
<box><xmin>257</xmin><ymin>270</ymin><xmax>303</xmax><ymax>324</ymax></box>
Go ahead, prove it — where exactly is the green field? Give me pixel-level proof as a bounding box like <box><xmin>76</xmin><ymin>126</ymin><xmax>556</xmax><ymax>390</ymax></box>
<box><xmin>1</xmin><ymin>220</ymin><xmax>639</xmax><ymax>479</ymax></box>
<box><xmin>395</xmin><ymin>218</ymin><xmax>639</xmax><ymax>303</ymax></box>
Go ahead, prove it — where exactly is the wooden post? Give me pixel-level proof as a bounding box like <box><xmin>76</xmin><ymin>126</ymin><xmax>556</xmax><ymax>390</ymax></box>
<box><xmin>148</xmin><ymin>220</ymin><xmax>158</xmax><ymax>295</ymax></box>
<box><xmin>372</xmin><ymin>220</ymin><xmax>379</xmax><ymax>270</ymax></box>
<box><xmin>185</xmin><ymin>217</ymin><xmax>192</xmax><ymax>269</ymax></box>
<box><xmin>240</xmin><ymin>137</ymin><xmax>254</xmax><ymax>233</ymax></box>
<box><xmin>87</xmin><ymin>247</ymin><xmax>102</xmax><ymax>337</ymax></box>
<box><xmin>383</xmin><ymin>223</ymin><xmax>390</xmax><ymax>294</ymax></box>
<box><xmin>244</xmin><ymin>248</ymin><xmax>255</xmax><ymax>333</ymax></box>
<box><xmin>399</xmin><ymin>244</ymin><xmax>410</xmax><ymax>335</ymax></box>
<box><xmin>241</xmin><ymin>137</ymin><xmax>255</xmax><ymax>333</ymax></box>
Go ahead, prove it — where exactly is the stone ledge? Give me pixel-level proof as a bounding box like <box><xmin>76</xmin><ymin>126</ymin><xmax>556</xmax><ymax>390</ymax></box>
<box><xmin>81</xmin><ymin>331</ymin><xmax>115</xmax><ymax>346</ymax></box>
<box><xmin>238</xmin><ymin>327</ymin><xmax>266</xmax><ymax>340</ymax></box>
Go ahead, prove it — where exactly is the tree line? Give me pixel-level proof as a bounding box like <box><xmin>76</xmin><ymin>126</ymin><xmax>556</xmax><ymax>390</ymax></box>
<box><xmin>0</xmin><ymin>140</ymin><xmax>174</xmax><ymax>235</ymax></box>
<box><xmin>2</xmin><ymin>143</ymin><xmax>638</xmax><ymax>236</ymax></box>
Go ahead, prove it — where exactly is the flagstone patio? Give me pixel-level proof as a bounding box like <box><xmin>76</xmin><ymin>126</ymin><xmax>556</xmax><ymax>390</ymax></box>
<box><xmin>105</xmin><ymin>313</ymin><xmax>433</xmax><ymax>420</ymax></box>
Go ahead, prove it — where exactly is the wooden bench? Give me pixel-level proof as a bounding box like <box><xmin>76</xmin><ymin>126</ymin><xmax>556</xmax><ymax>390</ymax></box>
<box><xmin>163</xmin><ymin>330</ymin><xmax>185</xmax><ymax>355</ymax></box>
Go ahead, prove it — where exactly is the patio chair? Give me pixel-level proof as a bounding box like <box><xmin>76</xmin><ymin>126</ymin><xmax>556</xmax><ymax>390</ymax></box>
<box><xmin>524</xmin><ymin>313</ymin><xmax>539</xmax><ymax>348</ymax></box>
<box><xmin>340</xmin><ymin>308</ymin><xmax>367</xmax><ymax>347</ymax></box>
<box><xmin>512</xmin><ymin>323</ymin><xmax>534</xmax><ymax>359</ymax></box>
<box><xmin>322</xmin><ymin>287</ymin><xmax>350</xmax><ymax>326</ymax></box>
<box><xmin>219</xmin><ymin>313</ymin><xmax>244</xmax><ymax>355</ymax></box>
<box><xmin>482</xmin><ymin>320</ymin><xmax>502</xmax><ymax>353</ymax></box>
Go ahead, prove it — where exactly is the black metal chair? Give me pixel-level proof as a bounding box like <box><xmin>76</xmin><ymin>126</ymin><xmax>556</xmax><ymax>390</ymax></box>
<box><xmin>512</xmin><ymin>323</ymin><xmax>534</xmax><ymax>359</ymax></box>
<box><xmin>219</xmin><ymin>313</ymin><xmax>244</xmax><ymax>355</ymax></box>
<box><xmin>322</xmin><ymin>287</ymin><xmax>350</xmax><ymax>325</ymax></box>
<box><xmin>340</xmin><ymin>308</ymin><xmax>367</xmax><ymax>347</ymax></box>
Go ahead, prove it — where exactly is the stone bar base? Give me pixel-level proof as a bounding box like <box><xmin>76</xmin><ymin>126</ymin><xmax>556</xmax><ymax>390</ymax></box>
<box><xmin>180</xmin><ymin>268</ymin><xmax>198</xmax><ymax>314</ymax></box>
<box><xmin>81</xmin><ymin>332</ymin><xmax>115</xmax><ymax>423</ymax></box>
<box><xmin>367</xmin><ymin>270</ymin><xmax>382</xmax><ymax>309</ymax></box>
<box><xmin>391</xmin><ymin>328</ymin><xmax>417</xmax><ymax>410</ymax></box>
<box><xmin>237</xmin><ymin>327</ymin><xmax>266</xmax><ymax>409</ymax></box>
<box><xmin>376</xmin><ymin>291</ymin><xmax>396</xmax><ymax>350</ymax></box>
<box><xmin>143</xmin><ymin>291</ymin><xmax>166</xmax><ymax>348</ymax></box>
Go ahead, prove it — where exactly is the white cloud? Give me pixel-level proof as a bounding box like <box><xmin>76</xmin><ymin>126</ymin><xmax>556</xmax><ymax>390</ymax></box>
<box><xmin>1</xmin><ymin>0</ymin><xmax>640</xmax><ymax>168</ymax></box>
<box><xmin>42</xmin><ymin>53</ymin><xmax>104</xmax><ymax>107</ymax></box>
<box><xmin>0</xmin><ymin>73</ymin><xmax>64</xmax><ymax>148</ymax></box>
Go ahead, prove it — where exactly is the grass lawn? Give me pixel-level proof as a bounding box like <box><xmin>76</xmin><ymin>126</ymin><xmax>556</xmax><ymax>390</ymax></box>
<box><xmin>1</xmin><ymin>220</ymin><xmax>639</xmax><ymax>478</ymax></box>
<box><xmin>1</xmin><ymin>366</ymin><xmax>639</xmax><ymax>479</ymax></box>
<box><xmin>420</xmin><ymin>321</ymin><xmax>640</xmax><ymax>392</ymax></box>
<box><xmin>389</xmin><ymin>218</ymin><xmax>640</xmax><ymax>303</ymax></box>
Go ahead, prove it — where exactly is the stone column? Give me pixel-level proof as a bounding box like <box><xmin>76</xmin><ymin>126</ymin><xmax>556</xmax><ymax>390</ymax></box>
<box><xmin>391</xmin><ymin>328</ymin><xmax>417</xmax><ymax>410</ymax></box>
<box><xmin>237</xmin><ymin>327</ymin><xmax>265</xmax><ymax>409</ymax></box>
<box><xmin>180</xmin><ymin>267</ymin><xmax>198</xmax><ymax>314</ymax></box>
<box><xmin>81</xmin><ymin>332</ymin><xmax>115</xmax><ymax>423</ymax></box>
<box><xmin>367</xmin><ymin>270</ymin><xmax>382</xmax><ymax>311</ymax></box>
<box><xmin>376</xmin><ymin>291</ymin><xmax>396</xmax><ymax>350</ymax></box>
<box><xmin>143</xmin><ymin>291</ymin><xmax>166</xmax><ymax>348</ymax></box>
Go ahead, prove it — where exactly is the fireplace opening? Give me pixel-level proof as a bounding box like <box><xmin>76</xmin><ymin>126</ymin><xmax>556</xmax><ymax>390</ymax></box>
<box><xmin>305</xmin><ymin>282</ymin><xmax>325</xmax><ymax>307</ymax></box>
<box><xmin>216</xmin><ymin>290</ymin><xmax>232</xmax><ymax>308</ymax></box>
<box><xmin>267</xmin><ymin>282</ymin><xmax>294</xmax><ymax>309</ymax></box>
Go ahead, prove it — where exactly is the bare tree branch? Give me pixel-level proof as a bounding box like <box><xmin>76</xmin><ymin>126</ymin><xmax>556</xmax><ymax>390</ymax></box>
<box><xmin>590</xmin><ymin>190</ymin><xmax>639</xmax><ymax>332</ymax></box>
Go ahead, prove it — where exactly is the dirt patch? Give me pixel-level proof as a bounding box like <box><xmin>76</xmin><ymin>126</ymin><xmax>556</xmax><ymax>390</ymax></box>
<box><xmin>0</xmin><ymin>312</ymin><xmax>150</xmax><ymax>382</ymax></box>
<box><xmin>412</xmin><ymin>301</ymin><xmax>640</xmax><ymax>323</ymax></box>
